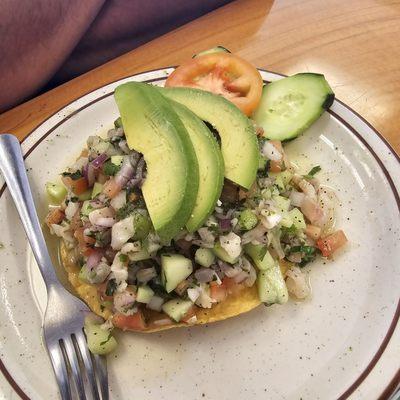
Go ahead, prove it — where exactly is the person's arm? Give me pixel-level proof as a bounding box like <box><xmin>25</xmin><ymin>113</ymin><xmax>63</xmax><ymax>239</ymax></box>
<box><xmin>0</xmin><ymin>0</ymin><xmax>105</xmax><ymax>112</ymax></box>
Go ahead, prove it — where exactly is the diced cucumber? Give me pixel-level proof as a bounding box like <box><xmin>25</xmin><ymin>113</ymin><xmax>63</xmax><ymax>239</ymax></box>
<box><xmin>238</xmin><ymin>209</ymin><xmax>258</xmax><ymax>231</ymax></box>
<box><xmin>244</xmin><ymin>244</ymin><xmax>275</xmax><ymax>271</ymax></box>
<box><xmin>91</xmin><ymin>182</ymin><xmax>103</xmax><ymax>199</ymax></box>
<box><xmin>161</xmin><ymin>254</ymin><xmax>193</xmax><ymax>293</ymax></box>
<box><xmin>136</xmin><ymin>285</ymin><xmax>154</xmax><ymax>303</ymax></box>
<box><xmin>195</xmin><ymin>248</ymin><xmax>215</xmax><ymax>268</ymax></box>
<box><xmin>128</xmin><ymin>249</ymin><xmax>151</xmax><ymax>261</ymax></box>
<box><xmin>111</xmin><ymin>155</ymin><xmax>124</xmax><ymax>166</ymax></box>
<box><xmin>114</xmin><ymin>117</ymin><xmax>123</xmax><ymax>128</ymax></box>
<box><xmin>193</xmin><ymin>46</ymin><xmax>231</xmax><ymax>58</ymax></box>
<box><xmin>258</xmin><ymin>156</ymin><xmax>267</xmax><ymax>171</ymax></box>
<box><xmin>79</xmin><ymin>264</ymin><xmax>103</xmax><ymax>284</ymax></box>
<box><xmin>78</xmin><ymin>190</ymin><xmax>92</xmax><ymax>201</ymax></box>
<box><xmin>280</xmin><ymin>213</ymin><xmax>293</xmax><ymax>228</ymax></box>
<box><xmin>81</xmin><ymin>200</ymin><xmax>94</xmax><ymax>217</ymax></box>
<box><xmin>132</xmin><ymin>211</ymin><xmax>152</xmax><ymax>240</ymax></box>
<box><xmin>272</xmin><ymin>170</ymin><xmax>293</xmax><ymax>190</ymax></box>
<box><xmin>162</xmin><ymin>299</ymin><xmax>193</xmax><ymax>322</ymax></box>
<box><xmin>46</xmin><ymin>182</ymin><xmax>67</xmax><ymax>204</ymax></box>
<box><xmin>288</xmin><ymin>208</ymin><xmax>306</xmax><ymax>230</ymax></box>
<box><xmin>273</xmin><ymin>195</ymin><xmax>291</xmax><ymax>213</ymax></box>
<box><xmin>84</xmin><ymin>317</ymin><xmax>117</xmax><ymax>355</ymax></box>
<box><xmin>213</xmin><ymin>242</ymin><xmax>239</xmax><ymax>264</ymax></box>
<box><xmin>257</xmin><ymin>265</ymin><xmax>288</xmax><ymax>305</ymax></box>
<box><xmin>253</xmin><ymin>73</ymin><xmax>334</xmax><ymax>141</ymax></box>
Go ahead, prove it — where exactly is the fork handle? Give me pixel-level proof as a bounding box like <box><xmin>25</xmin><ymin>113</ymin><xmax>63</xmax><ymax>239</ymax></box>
<box><xmin>0</xmin><ymin>134</ymin><xmax>60</xmax><ymax>287</ymax></box>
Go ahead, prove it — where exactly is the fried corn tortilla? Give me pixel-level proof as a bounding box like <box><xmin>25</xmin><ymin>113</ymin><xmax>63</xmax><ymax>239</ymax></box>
<box><xmin>60</xmin><ymin>242</ymin><xmax>262</xmax><ymax>332</ymax></box>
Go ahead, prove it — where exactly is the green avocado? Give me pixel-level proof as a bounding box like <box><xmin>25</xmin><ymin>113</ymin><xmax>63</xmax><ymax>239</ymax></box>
<box><xmin>160</xmin><ymin>87</ymin><xmax>259</xmax><ymax>189</ymax></box>
<box><xmin>114</xmin><ymin>82</ymin><xmax>199</xmax><ymax>242</ymax></box>
<box><xmin>170</xmin><ymin>100</ymin><xmax>224</xmax><ymax>232</ymax></box>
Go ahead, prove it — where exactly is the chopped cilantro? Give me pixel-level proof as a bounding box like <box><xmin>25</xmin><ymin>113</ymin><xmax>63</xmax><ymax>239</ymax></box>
<box><xmin>103</xmin><ymin>161</ymin><xmax>121</xmax><ymax>176</ymax></box>
<box><xmin>289</xmin><ymin>245</ymin><xmax>319</xmax><ymax>267</ymax></box>
<box><xmin>119</xmin><ymin>254</ymin><xmax>128</xmax><ymax>263</ymax></box>
<box><xmin>61</xmin><ymin>170</ymin><xmax>83</xmax><ymax>180</ymax></box>
<box><xmin>116</xmin><ymin>202</ymin><xmax>136</xmax><ymax>220</ymax></box>
<box><xmin>105</xmin><ymin>279</ymin><xmax>117</xmax><ymax>296</ymax></box>
<box><xmin>281</xmin><ymin>224</ymin><xmax>298</xmax><ymax>235</ymax></box>
<box><xmin>304</xmin><ymin>165</ymin><xmax>321</xmax><ymax>179</ymax></box>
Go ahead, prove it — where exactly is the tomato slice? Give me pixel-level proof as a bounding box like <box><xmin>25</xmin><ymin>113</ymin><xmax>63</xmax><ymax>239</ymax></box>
<box><xmin>113</xmin><ymin>312</ymin><xmax>147</xmax><ymax>331</ymax></box>
<box><xmin>165</xmin><ymin>52</ymin><xmax>263</xmax><ymax>116</ymax></box>
<box><xmin>316</xmin><ymin>230</ymin><xmax>347</xmax><ymax>257</ymax></box>
<box><xmin>45</xmin><ymin>208</ymin><xmax>65</xmax><ymax>227</ymax></box>
<box><xmin>62</xmin><ymin>176</ymin><xmax>88</xmax><ymax>195</ymax></box>
<box><xmin>210</xmin><ymin>281</ymin><xmax>227</xmax><ymax>302</ymax></box>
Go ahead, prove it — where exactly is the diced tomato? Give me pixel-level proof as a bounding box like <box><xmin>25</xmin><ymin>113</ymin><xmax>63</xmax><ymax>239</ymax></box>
<box><xmin>305</xmin><ymin>224</ymin><xmax>322</xmax><ymax>240</ymax></box>
<box><xmin>74</xmin><ymin>227</ymin><xmax>96</xmax><ymax>255</ymax></box>
<box><xmin>181</xmin><ymin>306</ymin><xmax>197</xmax><ymax>323</ymax></box>
<box><xmin>222</xmin><ymin>277</ymin><xmax>242</xmax><ymax>295</ymax></box>
<box><xmin>113</xmin><ymin>312</ymin><xmax>147</xmax><ymax>331</ymax></box>
<box><xmin>316</xmin><ymin>230</ymin><xmax>348</xmax><ymax>257</ymax></box>
<box><xmin>210</xmin><ymin>281</ymin><xmax>227</xmax><ymax>302</ymax></box>
<box><xmin>62</xmin><ymin>176</ymin><xmax>88</xmax><ymax>195</ymax></box>
<box><xmin>69</xmin><ymin>208</ymin><xmax>83</xmax><ymax>230</ymax></box>
<box><xmin>102</xmin><ymin>178</ymin><xmax>122</xmax><ymax>199</ymax></box>
<box><xmin>165</xmin><ymin>52</ymin><xmax>263</xmax><ymax>116</ymax></box>
<box><xmin>45</xmin><ymin>208</ymin><xmax>65</xmax><ymax>227</ymax></box>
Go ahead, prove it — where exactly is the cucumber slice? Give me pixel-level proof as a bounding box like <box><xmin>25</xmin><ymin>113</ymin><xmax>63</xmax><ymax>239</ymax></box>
<box><xmin>213</xmin><ymin>242</ymin><xmax>239</xmax><ymax>264</ymax></box>
<box><xmin>161</xmin><ymin>254</ymin><xmax>193</xmax><ymax>293</ymax></box>
<box><xmin>84</xmin><ymin>317</ymin><xmax>117</xmax><ymax>355</ymax></box>
<box><xmin>288</xmin><ymin>208</ymin><xmax>306</xmax><ymax>230</ymax></box>
<box><xmin>162</xmin><ymin>299</ymin><xmax>193</xmax><ymax>322</ymax></box>
<box><xmin>195</xmin><ymin>248</ymin><xmax>215</xmax><ymax>268</ymax></box>
<box><xmin>136</xmin><ymin>285</ymin><xmax>155</xmax><ymax>303</ymax></box>
<box><xmin>111</xmin><ymin>155</ymin><xmax>124</xmax><ymax>166</ymax></box>
<box><xmin>46</xmin><ymin>182</ymin><xmax>67</xmax><ymax>204</ymax></box>
<box><xmin>253</xmin><ymin>73</ymin><xmax>334</xmax><ymax>141</ymax></box>
<box><xmin>238</xmin><ymin>209</ymin><xmax>258</xmax><ymax>231</ymax></box>
<box><xmin>81</xmin><ymin>200</ymin><xmax>94</xmax><ymax>217</ymax></box>
<box><xmin>193</xmin><ymin>46</ymin><xmax>231</xmax><ymax>58</ymax></box>
<box><xmin>91</xmin><ymin>182</ymin><xmax>103</xmax><ymax>199</ymax></box>
<box><xmin>257</xmin><ymin>267</ymin><xmax>288</xmax><ymax>305</ymax></box>
<box><xmin>244</xmin><ymin>244</ymin><xmax>275</xmax><ymax>271</ymax></box>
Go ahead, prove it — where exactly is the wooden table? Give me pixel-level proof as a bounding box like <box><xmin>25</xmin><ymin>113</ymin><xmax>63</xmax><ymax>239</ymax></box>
<box><xmin>0</xmin><ymin>0</ymin><xmax>400</xmax><ymax>154</ymax></box>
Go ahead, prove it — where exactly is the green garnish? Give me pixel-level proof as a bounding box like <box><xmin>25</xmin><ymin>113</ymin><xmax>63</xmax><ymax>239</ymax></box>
<box><xmin>105</xmin><ymin>279</ymin><xmax>117</xmax><ymax>296</ymax></box>
<box><xmin>62</xmin><ymin>170</ymin><xmax>83</xmax><ymax>180</ymax></box>
<box><xmin>304</xmin><ymin>165</ymin><xmax>321</xmax><ymax>179</ymax></box>
<box><xmin>288</xmin><ymin>245</ymin><xmax>319</xmax><ymax>267</ymax></box>
<box><xmin>119</xmin><ymin>254</ymin><xmax>128</xmax><ymax>263</ymax></box>
<box><xmin>116</xmin><ymin>202</ymin><xmax>136</xmax><ymax>220</ymax></box>
<box><xmin>103</xmin><ymin>161</ymin><xmax>121</xmax><ymax>176</ymax></box>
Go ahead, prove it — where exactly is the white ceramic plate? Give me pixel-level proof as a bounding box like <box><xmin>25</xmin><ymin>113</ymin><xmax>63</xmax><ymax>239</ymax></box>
<box><xmin>0</xmin><ymin>69</ymin><xmax>399</xmax><ymax>400</ymax></box>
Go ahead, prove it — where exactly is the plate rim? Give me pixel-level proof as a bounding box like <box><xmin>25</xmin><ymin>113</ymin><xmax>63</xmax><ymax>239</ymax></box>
<box><xmin>0</xmin><ymin>67</ymin><xmax>399</xmax><ymax>400</ymax></box>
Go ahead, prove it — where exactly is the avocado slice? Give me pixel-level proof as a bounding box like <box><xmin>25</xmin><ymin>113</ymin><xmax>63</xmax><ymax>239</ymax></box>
<box><xmin>114</xmin><ymin>82</ymin><xmax>199</xmax><ymax>242</ymax></box>
<box><xmin>160</xmin><ymin>87</ymin><xmax>259</xmax><ymax>189</ymax></box>
<box><xmin>170</xmin><ymin>100</ymin><xmax>224</xmax><ymax>232</ymax></box>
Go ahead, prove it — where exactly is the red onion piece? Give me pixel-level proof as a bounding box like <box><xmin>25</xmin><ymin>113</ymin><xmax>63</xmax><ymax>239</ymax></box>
<box><xmin>218</xmin><ymin>218</ymin><xmax>231</xmax><ymax>231</ymax></box>
<box><xmin>115</xmin><ymin>157</ymin><xmax>134</xmax><ymax>187</ymax></box>
<box><xmin>92</xmin><ymin>153</ymin><xmax>108</xmax><ymax>169</ymax></box>
<box><xmin>194</xmin><ymin>268</ymin><xmax>215</xmax><ymax>283</ymax></box>
<box><xmin>87</xmin><ymin>249</ymin><xmax>104</xmax><ymax>270</ymax></box>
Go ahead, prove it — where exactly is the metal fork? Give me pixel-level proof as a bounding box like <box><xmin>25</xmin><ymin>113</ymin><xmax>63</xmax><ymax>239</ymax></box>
<box><xmin>0</xmin><ymin>134</ymin><xmax>109</xmax><ymax>400</ymax></box>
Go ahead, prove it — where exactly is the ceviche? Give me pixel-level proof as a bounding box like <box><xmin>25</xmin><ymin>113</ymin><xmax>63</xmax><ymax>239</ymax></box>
<box><xmin>45</xmin><ymin>47</ymin><xmax>347</xmax><ymax>354</ymax></box>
